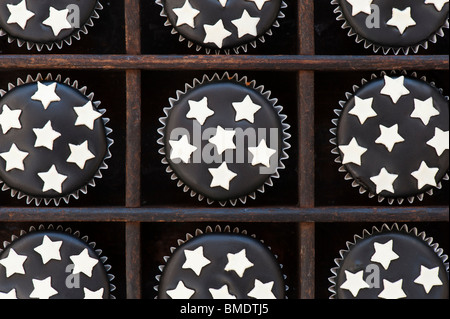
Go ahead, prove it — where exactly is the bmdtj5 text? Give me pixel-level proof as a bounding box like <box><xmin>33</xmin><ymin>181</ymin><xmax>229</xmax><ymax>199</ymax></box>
<box><xmin>180</xmin><ymin>303</ymin><xmax>269</xmax><ymax>316</ymax></box>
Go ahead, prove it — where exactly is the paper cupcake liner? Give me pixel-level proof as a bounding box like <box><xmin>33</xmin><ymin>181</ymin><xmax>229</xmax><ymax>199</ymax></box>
<box><xmin>155</xmin><ymin>0</ymin><xmax>287</xmax><ymax>54</ymax></box>
<box><xmin>330</xmin><ymin>70</ymin><xmax>449</xmax><ymax>205</ymax></box>
<box><xmin>0</xmin><ymin>1</ymin><xmax>103</xmax><ymax>51</ymax></box>
<box><xmin>154</xmin><ymin>224</ymin><xmax>289</xmax><ymax>299</ymax></box>
<box><xmin>328</xmin><ymin>223</ymin><xmax>449</xmax><ymax>299</ymax></box>
<box><xmin>331</xmin><ymin>0</ymin><xmax>449</xmax><ymax>55</ymax></box>
<box><xmin>0</xmin><ymin>73</ymin><xmax>113</xmax><ymax>206</ymax></box>
<box><xmin>0</xmin><ymin>224</ymin><xmax>116</xmax><ymax>299</ymax></box>
<box><xmin>157</xmin><ymin>72</ymin><xmax>291</xmax><ymax>206</ymax></box>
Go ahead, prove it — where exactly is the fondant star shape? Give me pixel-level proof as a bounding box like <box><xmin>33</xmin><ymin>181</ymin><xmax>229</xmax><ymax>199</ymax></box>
<box><xmin>208</xmin><ymin>162</ymin><xmax>237</xmax><ymax>190</ymax></box>
<box><xmin>0</xmin><ymin>104</ymin><xmax>22</xmax><ymax>134</ymax></box>
<box><xmin>169</xmin><ymin>135</ymin><xmax>198</xmax><ymax>163</ymax></box>
<box><xmin>247</xmin><ymin>279</ymin><xmax>276</xmax><ymax>299</ymax></box>
<box><xmin>0</xmin><ymin>143</ymin><xmax>29</xmax><ymax>172</ymax></box>
<box><xmin>209</xmin><ymin>285</ymin><xmax>236</xmax><ymax>299</ymax></box>
<box><xmin>425</xmin><ymin>0</ymin><xmax>449</xmax><ymax>11</ymax></box>
<box><xmin>74</xmin><ymin>101</ymin><xmax>102</xmax><ymax>130</ymax></box>
<box><xmin>203</xmin><ymin>19</ymin><xmax>232</xmax><ymax>48</ymax></box>
<box><xmin>232</xmin><ymin>95</ymin><xmax>262</xmax><ymax>123</ymax></box>
<box><xmin>209</xmin><ymin>126</ymin><xmax>236</xmax><ymax>155</ymax></box>
<box><xmin>42</xmin><ymin>7</ymin><xmax>72</xmax><ymax>37</ymax></box>
<box><xmin>340</xmin><ymin>270</ymin><xmax>370</xmax><ymax>297</ymax></box>
<box><xmin>370</xmin><ymin>167</ymin><xmax>398</xmax><ymax>194</ymax></box>
<box><xmin>411</xmin><ymin>97</ymin><xmax>439</xmax><ymax>125</ymax></box>
<box><xmin>33</xmin><ymin>235</ymin><xmax>63</xmax><ymax>265</ymax></box>
<box><xmin>29</xmin><ymin>277</ymin><xmax>58</xmax><ymax>299</ymax></box>
<box><xmin>173</xmin><ymin>0</ymin><xmax>200</xmax><ymax>28</ymax></box>
<box><xmin>31</xmin><ymin>82</ymin><xmax>60</xmax><ymax>110</ymax></box>
<box><xmin>0</xmin><ymin>289</ymin><xmax>17</xmax><ymax>299</ymax></box>
<box><xmin>380</xmin><ymin>75</ymin><xmax>410</xmax><ymax>103</ymax></box>
<box><xmin>414</xmin><ymin>265</ymin><xmax>443</xmax><ymax>293</ymax></box>
<box><xmin>370</xmin><ymin>239</ymin><xmax>399</xmax><ymax>270</ymax></box>
<box><xmin>6</xmin><ymin>0</ymin><xmax>35</xmax><ymax>30</ymax></box>
<box><xmin>231</xmin><ymin>10</ymin><xmax>261</xmax><ymax>38</ymax></box>
<box><xmin>411</xmin><ymin>161</ymin><xmax>439</xmax><ymax>189</ymax></box>
<box><xmin>84</xmin><ymin>288</ymin><xmax>104</xmax><ymax>299</ymax></box>
<box><xmin>182</xmin><ymin>246</ymin><xmax>211</xmax><ymax>276</ymax></box>
<box><xmin>386</xmin><ymin>7</ymin><xmax>416</xmax><ymax>35</ymax></box>
<box><xmin>70</xmin><ymin>248</ymin><xmax>99</xmax><ymax>278</ymax></box>
<box><xmin>0</xmin><ymin>248</ymin><xmax>27</xmax><ymax>278</ymax></box>
<box><xmin>38</xmin><ymin>165</ymin><xmax>67</xmax><ymax>194</ymax></box>
<box><xmin>349</xmin><ymin>96</ymin><xmax>377</xmax><ymax>124</ymax></box>
<box><xmin>248</xmin><ymin>139</ymin><xmax>277</xmax><ymax>168</ymax></box>
<box><xmin>375</xmin><ymin>124</ymin><xmax>404</xmax><ymax>152</ymax></box>
<box><xmin>33</xmin><ymin>121</ymin><xmax>61</xmax><ymax>150</ymax></box>
<box><xmin>186</xmin><ymin>97</ymin><xmax>214</xmax><ymax>125</ymax></box>
<box><xmin>218</xmin><ymin>0</ymin><xmax>228</xmax><ymax>7</ymax></box>
<box><xmin>339</xmin><ymin>137</ymin><xmax>367</xmax><ymax>166</ymax></box>
<box><xmin>378</xmin><ymin>279</ymin><xmax>406</xmax><ymax>299</ymax></box>
<box><xmin>345</xmin><ymin>0</ymin><xmax>374</xmax><ymax>16</ymax></box>
<box><xmin>166</xmin><ymin>281</ymin><xmax>195</xmax><ymax>299</ymax></box>
<box><xmin>427</xmin><ymin>127</ymin><xmax>449</xmax><ymax>156</ymax></box>
<box><xmin>224</xmin><ymin>249</ymin><xmax>255</xmax><ymax>278</ymax></box>
<box><xmin>246</xmin><ymin>0</ymin><xmax>271</xmax><ymax>10</ymax></box>
<box><xmin>67</xmin><ymin>141</ymin><xmax>95</xmax><ymax>169</ymax></box>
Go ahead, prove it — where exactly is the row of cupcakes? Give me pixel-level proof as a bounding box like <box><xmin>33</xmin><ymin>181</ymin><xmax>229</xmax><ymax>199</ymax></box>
<box><xmin>0</xmin><ymin>71</ymin><xmax>448</xmax><ymax>206</ymax></box>
<box><xmin>0</xmin><ymin>223</ymin><xmax>448</xmax><ymax>299</ymax></box>
<box><xmin>0</xmin><ymin>0</ymin><xmax>448</xmax><ymax>54</ymax></box>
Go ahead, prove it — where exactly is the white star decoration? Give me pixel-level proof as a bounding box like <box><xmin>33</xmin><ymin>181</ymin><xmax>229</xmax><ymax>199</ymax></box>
<box><xmin>411</xmin><ymin>97</ymin><xmax>439</xmax><ymax>125</ymax></box>
<box><xmin>70</xmin><ymin>248</ymin><xmax>99</xmax><ymax>278</ymax></box>
<box><xmin>349</xmin><ymin>96</ymin><xmax>377</xmax><ymax>124</ymax></box>
<box><xmin>232</xmin><ymin>95</ymin><xmax>262</xmax><ymax>123</ymax></box>
<box><xmin>209</xmin><ymin>285</ymin><xmax>236</xmax><ymax>299</ymax></box>
<box><xmin>370</xmin><ymin>240</ymin><xmax>399</xmax><ymax>270</ymax></box>
<box><xmin>186</xmin><ymin>97</ymin><xmax>214</xmax><ymax>125</ymax></box>
<box><xmin>31</xmin><ymin>82</ymin><xmax>61</xmax><ymax>110</ymax></box>
<box><xmin>339</xmin><ymin>137</ymin><xmax>367</xmax><ymax>166</ymax></box>
<box><xmin>375</xmin><ymin>124</ymin><xmax>404</xmax><ymax>152</ymax></box>
<box><xmin>209</xmin><ymin>126</ymin><xmax>236</xmax><ymax>155</ymax></box>
<box><xmin>42</xmin><ymin>7</ymin><xmax>72</xmax><ymax>37</ymax></box>
<box><xmin>203</xmin><ymin>19</ymin><xmax>232</xmax><ymax>48</ymax></box>
<box><xmin>414</xmin><ymin>265</ymin><xmax>443</xmax><ymax>293</ymax></box>
<box><xmin>224</xmin><ymin>249</ymin><xmax>254</xmax><ymax>278</ymax></box>
<box><xmin>0</xmin><ymin>248</ymin><xmax>27</xmax><ymax>278</ymax></box>
<box><xmin>74</xmin><ymin>101</ymin><xmax>102</xmax><ymax>130</ymax></box>
<box><xmin>340</xmin><ymin>270</ymin><xmax>370</xmax><ymax>297</ymax></box>
<box><xmin>30</xmin><ymin>277</ymin><xmax>58</xmax><ymax>299</ymax></box>
<box><xmin>231</xmin><ymin>10</ymin><xmax>261</xmax><ymax>38</ymax></box>
<box><xmin>166</xmin><ymin>281</ymin><xmax>195</xmax><ymax>299</ymax></box>
<box><xmin>370</xmin><ymin>167</ymin><xmax>398</xmax><ymax>194</ymax></box>
<box><xmin>209</xmin><ymin>162</ymin><xmax>237</xmax><ymax>190</ymax></box>
<box><xmin>247</xmin><ymin>279</ymin><xmax>276</xmax><ymax>299</ymax></box>
<box><xmin>425</xmin><ymin>0</ymin><xmax>449</xmax><ymax>11</ymax></box>
<box><xmin>380</xmin><ymin>75</ymin><xmax>410</xmax><ymax>103</ymax></box>
<box><xmin>378</xmin><ymin>279</ymin><xmax>406</xmax><ymax>299</ymax></box>
<box><xmin>182</xmin><ymin>246</ymin><xmax>211</xmax><ymax>276</ymax></box>
<box><xmin>67</xmin><ymin>141</ymin><xmax>95</xmax><ymax>169</ymax></box>
<box><xmin>345</xmin><ymin>0</ymin><xmax>373</xmax><ymax>16</ymax></box>
<box><xmin>6</xmin><ymin>0</ymin><xmax>35</xmax><ymax>30</ymax></box>
<box><xmin>38</xmin><ymin>165</ymin><xmax>67</xmax><ymax>193</ymax></box>
<box><xmin>33</xmin><ymin>120</ymin><xmax>61</xmax><ymax>150</ymax></box>
<box><xmin>0</xmin><ymin>289</ymin><xmax>17</xmax><ymax>299</ymax></box>
<box><xmin>173</xmin><ymin>0</ymin><xmax>200</xmax><ymax>28</ymax></box>
<box><xmin>0</xmin><ymin>143</ymin><xmax>29</xmax><ymax>172</ymax></box>
<box><xmin>0</xmin><ymin>104</ymin><xmax>22</xmax><ymax>134</ymax></box>
<box><xmin>386</xmin><ymin>7</ymin><xmax>416</xmax><ymax>35</ymax></box>
<box><xmin>411</xmin><ymin>161</ymin><xmax>439</xmax><ymax>189</ymax></box>
<box><xmin>33</xmin><ymin>235</ymin><xmax>63</xmax><ymax>265</ymax></box>
<box><xmin>84</xmin><ymin>288</ymin><xmax>105</xmax><ymax>299</ymax></box>
<box><xmin>246</xmin><ymin>0</ymin><xmax>271</xmax><ymax>10</ymax></box>
<box><xmin>218</xmin><ymin>0</ymin><xmax>228</xmax><ymax>8</ymax></box>
<box><xmin>427</xmin><ymin>127</ymin><xmax>449</xmax><ymax>156</ymax></box>
<box><xmin>248</xmin><ymin>139</ymin><xmax>277</xmax><ymax>168</ymax></box>
<box><xmin>169</xmin><ymin>135</ymin><xmax>197</xmax><ymax>163</ymax></box>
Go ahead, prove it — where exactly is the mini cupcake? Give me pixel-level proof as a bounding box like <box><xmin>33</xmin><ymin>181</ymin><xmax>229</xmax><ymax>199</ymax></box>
<box><xmin>0</xmin><ymin>224</ymin><xmax>115</xmax><ymax>299</ymax></box>
<box><xmin>330</xmin><ymin>71</ymin><xmax>449</xmax><ymax>204</ymax></box>
<box><xmin>0</xmin><ymin>73</ymin><xmax>113</xmax><ymax>206</ymax></box>
<box><xmin>0</xmin><ymin>0</ymin><xmax>103</xmax><ymax>51</ymax></box>
<box><xmin>155</xmin><ymin>0</ymin><xmax>287</xmax><ymax>54</ymax></box>
<box><xmin>331</xmin><ymin>0</ymin><xmax>449</xmax><ymax>54</ymax></box>
<box><xmin>155</xmin><ymin>225</ymin><xmax>288</xmax><ymax>299</ymax></box>
<box><xmin>157</xmin><ymin>72</ymin><xmax>290</xmax><ymax>206</ymax></box>
<box><xmin>329</xmin><ymin>223</ymin><xmax>449</xmax><ymax>299</ymax></box>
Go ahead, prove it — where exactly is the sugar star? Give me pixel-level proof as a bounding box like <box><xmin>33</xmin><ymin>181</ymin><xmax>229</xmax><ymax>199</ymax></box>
<box><xmin>31</xmin><ymin>82</ymin><xmax>60</xmax><ymax>110</ymax></box>
<box><xmin>386</xmin><ymin>7</ymin><xmax>416</xmax><ymax>35</ymax></box>
<box><xmin>247</xmin><ymin>279</ymin><xmax>276</xmax><ymax>299</ymax></box>
<box><xmin>70</xmin><ymin>248</ymin><xmax>99</xmax><ymax>278</ymax></box>
<box><xmin>425</xmin><ymin>0</ymin><xmax>449</xmax><ymax>11</ymax></box>
<box><xmin>370</xmin><ymin>239</ymin><xmax>399</xmax><ymax>270</ymax></box>
<box><xmin>380</xmin><ymin>75</ymin><xmax>410</xmax><ymax>103</ymax></box>
<box><xmin>0</xmin><ymin>248</ymin><xmax>27</xmax><ymax>278</ymax></box>
<box><xmin>411</xmin><ymin>161</ymin><xmax>439</xmax><ymax>189</ymax></box>
<box><xmin>74</xmin><ymin>101</ymin><xmax>102</xmax><ymax>130</ymax></box>
<box><xmin>232</xmin><ymin>95</ymin><xmax>262</xmax><ymax>123</ymax></box>
<box><xmin>231</xmin><ymin>10</ymin><xmax>261</xmax><ymax>38</ymax></box>
<box><xmin>169</xmin><ymin>135</ymin><xmax>197</xmax><ymax>163</ymax></box>
<box><xmin>33</xmin><ymin>235</ymin><xmax>63</xmax><ymax>265</ymax></box>
<box><xmin>209</xmin><ymin>126</ymin><xmax>236</xmax><ymax>155</ymax></box>
<box><xmin>370</xmin><ymin>167</ymin><xmax>398</xmax><ymax>195</ymax></box>
<box><xmin>427</xmin><ymin>127</ymin><xmax>449</xmax><ymax>156</ymax></box>
<box><xmin>414</xmin><ymin>265</ymin><xmax>443</xmax><ymax>293</ymax></box>
<box><xmin>42</xmin><ymin>7</ymin><xmax>72</xmax><ymax>37</ymax></box>
<box><xmin>208</xmin><ymin>162</ymin><xmax>237</xmax><ymax>190</ymax></box>
<box><xmin>33</xmin><ymin>121</ymin><xmax>61</xmax><ymax>150</ymax></box>
<box><xmin>6</xmin><ymin>0</ymin><xmax>35</xmax><ymax>30</ymax></box>
<box><xmin>203</xmin><ymin>19</ymin><xmax>232</xmax><ymax>48</ymax></box>
<box><xmin>186</xmin><ymin>97</ymin><xmax>214</xmax><ymax>125</ymax></box>
<box><xmin>0</xmin><ymin>143</ymin><xmax>29</xmax><ymax>172</ymax></box>
<box><xmin>30</xmin><ymin>277</ymin><xmax>58</xmax><ymax>299</ymax></box>
<box><xmin>375</xmin><ymin>124</ymin><xmax>404</xmax><ymax>152</ymax></box>
<box><xmin>0</xmin><ymin>289</ymin><xmax>17</xmax><ymax>299</ymax></box>
<box><xmin>0</xmin><ymin>104</ymin><xmax>22</xmax><ymax>134</ymax></box>
<box><xmin>84</xmin><ymin>288</ymin><xmax>105</xmax><ymax>299</ymax></box>
<box><xmin>166</xmin><ymin>281</ymin><xmax>195</xmax><ymax>299</ymax></box>
<box><xmin>378</xmin><ymin>279</ymin><xmax>406</xmax><ymax>299</ymax></box>
<box><xmin>218</xmin><ymin>0</ymin><xmax>228</xmax><ymax>7</ymax></box>
<box><xmin>209</xmin><ymin>285</ymin><xmax>236</xmax><ymax>299</ymax></box>
<box><xmin>248</xmin><ymin>139</ymin><xmax>277</xmax><ymax>168</ymax></box>
<box><xmin>173</xmin><ymin>0</ymin><xmax>200</xmax><ymax>28</ymax></box>
<box><xmin>182</xmin><ymin>246</ymin><xmax>211</xmax><ymax>276</ymax></box>
<box><xmin>349</xmin><ymin>96</ymin><xmax>377</xmax><ymax>124</ymax></box>
<box><xmin>410</xmin><ymin>97</ymin><xmax>439</xmax><ymax>125</ymax></box>
<box><xmin>340</xmin><ymin>270</ymin><xmax>370</xmax><ymax>297</ymax></box>
<box><xmin>224</xmin><ymin>249</ymin><xmax>254</xmax><ymax>278</ymax></box>
<box><xmin>339</xmin><ymin>137</ymin><xmax>367</xmax><ymax>166</ymax></box>
<box><xmin>67</xmin><ymin>141</ymin><xmax>95</xmax><ymax>169</ymax></box>
<box><xmin>38</xmin><ymin>165</ymin><xmax>67</xmax><ymax>194</ymax></box>
<box><xmin>345</xmin><ymin>0</ymin><xmax>374</xmax><ymax>16</ymax></box>
<box><xmin>246</xmin><ymin>0</ymin><xmax>271</xmax><ymax>10</ymax></box>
